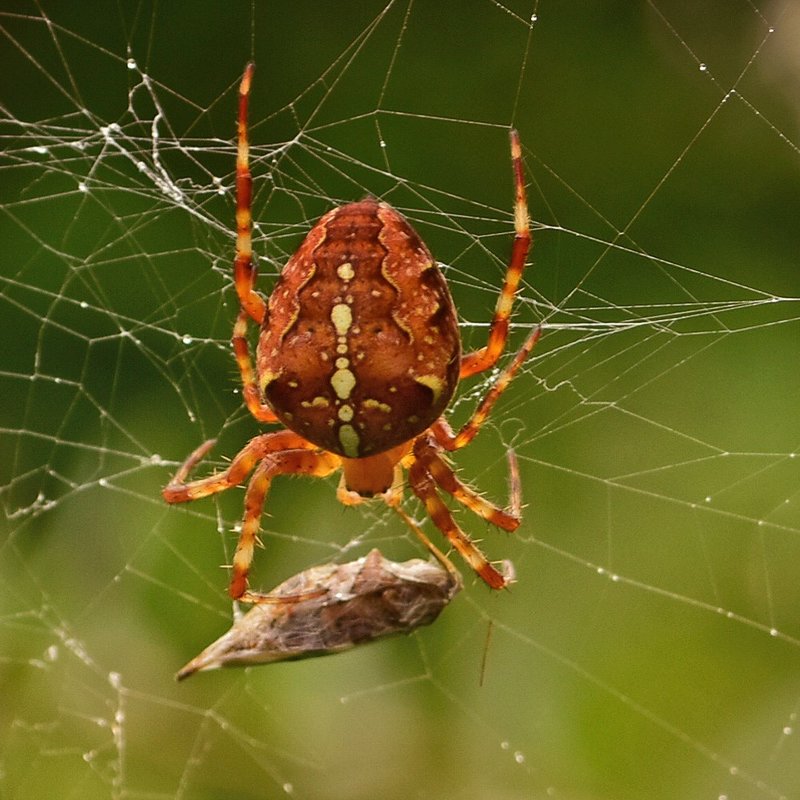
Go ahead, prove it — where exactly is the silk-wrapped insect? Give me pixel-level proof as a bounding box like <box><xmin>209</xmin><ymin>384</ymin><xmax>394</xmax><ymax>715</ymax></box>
<box><xmin>177</xmin><ymin>548</ymin><xmax>466</xmax><ymax>680</ymax></box>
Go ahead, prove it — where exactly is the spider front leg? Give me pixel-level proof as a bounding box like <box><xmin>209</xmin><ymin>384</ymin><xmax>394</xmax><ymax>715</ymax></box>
<box><xmin>460</xmin><ymin>129</ymin><xmax>531</xmax><ymax>380</ymax></box>
<box><xmin>162</xmin><ymin>430</ymin><xmax>314</xmax><ymax>503</ymax></box>
<box><xmin>230</xmin><ymin>448</ymin><xmax>340</xmax><ymax>602</ymax></box>
<box><xmin>393</xmin><ymin>504</ymin><xmax>463</xmax><ymax>588</ymax></box>
<box><xmin>414</xmin><ymin>434</ymin><xmax>520</xmax><ymax>531</ymax></box>
<box><xmin>408</xmin><ymin>456</ymin><xmax>510</xmax><ymax>590</ymax></box>
<box><xmin>162</xmin><ymin>430</ymin><xmax>339</xmax><ymax>601</ymax></box>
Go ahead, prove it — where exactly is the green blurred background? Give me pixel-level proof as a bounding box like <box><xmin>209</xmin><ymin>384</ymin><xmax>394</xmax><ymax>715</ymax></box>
<box><xmin>2</xmin><ymin>1</ymin><xmax>800</xmax><ymax>798</ymax></box>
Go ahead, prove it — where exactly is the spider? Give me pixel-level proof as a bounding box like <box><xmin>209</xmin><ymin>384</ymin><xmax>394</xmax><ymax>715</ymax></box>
<box><xmin>163</xmin><ymin>63</ymin><xmax>540</xmax><ymax>602</ymax></box>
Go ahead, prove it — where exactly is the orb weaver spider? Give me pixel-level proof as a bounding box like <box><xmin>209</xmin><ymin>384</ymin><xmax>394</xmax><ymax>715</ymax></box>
<box><xmin>163</xmin><ymin>63</ymin><xmax>540</xmax><ymax>602</ymax></box>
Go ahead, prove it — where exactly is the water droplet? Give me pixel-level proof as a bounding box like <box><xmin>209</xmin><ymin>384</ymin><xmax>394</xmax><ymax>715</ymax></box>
<box><xmin>182</xmin><ymin>334</ymin><xmax>193</xmax><ymax>345</ymax></box>
<box><xmin>699</xmin><ymin>63</ymin><xmax>707</xmax><ymax>72</ymax></box>
<box><xmin>127</xmin><ymin>58</ymin><xmax>137</xmax><ymax>70</ymax></box>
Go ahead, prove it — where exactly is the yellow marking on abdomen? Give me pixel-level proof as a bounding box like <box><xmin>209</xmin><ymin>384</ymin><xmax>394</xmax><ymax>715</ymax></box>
<box><xmin>301</xmin><ymin>396</ymin><xmax>330</xmax><ymax>409</ymax></box>
<box><xmin>259</xmin><ymin>369</ymin><xmax>280</xmax><ymax>393</ymax></box>
<box><xmin>363</xmin><ymin>398</ymin><xmax>392</xmax><ymax>413</ymax></box>
<box><xmin>337</xmin><ymin>262</ymin><xmax>355</xmax><ymax>281</ymax></box>
<box><xmin>413</xmin><ymin>374</ymin><xmax>446</xmax><ymax>405</ymax></box>
<box><xmin>338</xmin><ymin>424</ymin><xmax>360</xmax><ymax>457</ymax></box>
<box><xmin>331</xmin><ymin>368</ymin><xmax>356</xmax><ymax>399</ymax></box>
<box><xmin>331</xmin><ymin>303</ymin><xmax>352</xmax><ymax>337</ymax></box>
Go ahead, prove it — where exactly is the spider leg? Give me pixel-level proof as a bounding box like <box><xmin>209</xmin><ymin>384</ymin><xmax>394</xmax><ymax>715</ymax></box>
<box><xmin>506</xmin><ymin>447</ymin><xmax>522</xmax><ymax>520</ymax></box>
<box><xmin>414</xmin><ymin>435</ymin><xmax>519</xmax><ymax>531</ymax></box>
<box><xmin>233</xmin><ymin>310</ymin><xmax>279</xmax><ymax>423</ymax></box>
<box><xmin>460</xmin><ymin>129</ymin><xmax>531</xmax><ymax>379</ymax></box>
<box><xmin>231</xmin><ymin>448</ymin><xmax>340</xmax><ymax>602</ymax></box>
<box><xmin>393</xmin><ymin>505</ymin><xmax>462</xmax><ymax>587</ymax></box>
<box><xmin>408</xmin><ymin>457</ymin><xmax>510</xmax><ymax>590</ymax></box>
<box><xmin>163</xmin><ymin>432</ymin><xmax>340</xmax><ymax>601</ymax></box>
<box><xmin>435</xmin><ymin>325</ymin><xmax>540</xmax><ymax>452</ymax></box>
<box><xmin>162</xmin><ymin>430</ymin><xmax>316</xmax><ymax>503</ymax></box>
<box><xmin>234</xmin><ymin>62</ymin><xmax>267</xmax><ymax>326</ymax></box>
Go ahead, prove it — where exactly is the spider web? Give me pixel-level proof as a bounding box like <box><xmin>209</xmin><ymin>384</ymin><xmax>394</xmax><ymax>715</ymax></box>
<box><xmin>2</xmin><ymin>1</ymin><xmax>800</xmax><ymax>798</ymax></box>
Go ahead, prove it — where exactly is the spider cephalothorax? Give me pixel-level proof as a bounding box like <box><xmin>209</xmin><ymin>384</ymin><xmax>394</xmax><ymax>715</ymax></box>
<box><xmin>163</xmin><ymin>63</ymin><xmax>539</xmax><ymax>601</ymax></box>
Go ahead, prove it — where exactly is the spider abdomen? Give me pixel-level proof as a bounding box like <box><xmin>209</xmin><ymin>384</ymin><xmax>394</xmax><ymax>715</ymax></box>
<box><xmin>257</xmin><ymin>199</ymin><xmax>461</xmax><ymax>458</ymax></box>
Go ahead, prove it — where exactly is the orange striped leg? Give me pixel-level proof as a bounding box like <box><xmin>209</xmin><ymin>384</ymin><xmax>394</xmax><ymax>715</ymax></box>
<box><xmin>436</xmin><ymin>326</ymin><xmax>540</xmax><ymax>452</ymax></box>
<box><xmin>233</xmin><ymin>310</ymin><xmax>278</xmax><ymax>423</ymax></box>
<box><xmin>234</xmin><ymin>62</ymin><xmax>266</xmax><ymax>325</ymax></box>
<box><xmin>162</xmin><ymin>430</ymin><xmax>316</xmax><ymax>504</ymax></box>
<box><xmin>460</xmin><ymin>129</ymin><xmax>531</xmax><ymax>379</ymax></box>
<box><xmin>408</xmin><ymin>458</ymin><xmax>510</xmax><ymax>590</ymax></box>
<box><xmin>414</xmin><ymin>437</ymin><xmax>519</xmax><ymax>531</ymax></box>
<box><xmin>231</xmin><ymin>448</ymin><xmax>340</xmax><ymax>602</ymax></box>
